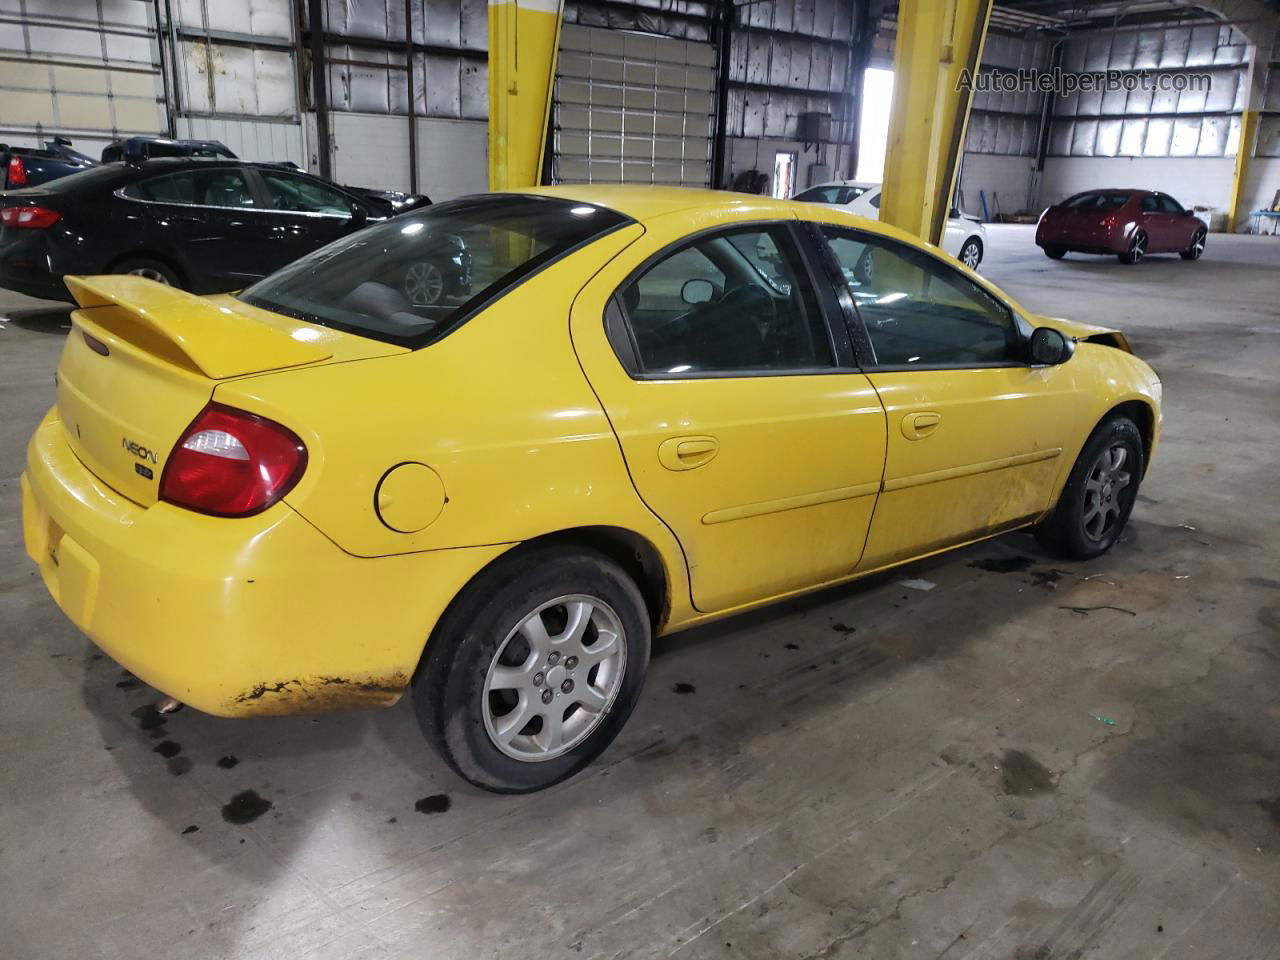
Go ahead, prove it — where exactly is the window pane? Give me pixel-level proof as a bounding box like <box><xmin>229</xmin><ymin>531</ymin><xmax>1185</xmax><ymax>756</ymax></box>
<box><xmin>822</xmin><ymin>227</ymin><xmax>1017</xmax><ymax>367</ymax></box>
<box><xmin>261</xmin><ymin>173</ymin><xmax>352</xmax><ymax>215</ymax></box>
<box><xmin>130</xmin><ymin>170</ymin><xmax>255</xmax><ymax>207</ymax></box>
<box><xmin>239</xmin><ymin>196</ymin><xmax>627</xmax><ymax>349</ymax></box>
<box><xmin>1159</xmin><ymin>194</ymin><xmax>1184</xmax><ymax>214</ymax></box>
<box><xmin>1140</xmin><ymin>195</ymin><xmax>1159</xmax><ymax>212</ymax></box>
<box><xmin>617</xmin><ymin>227</ymin><xmax>832</xmax><ymax>375</ymax></box>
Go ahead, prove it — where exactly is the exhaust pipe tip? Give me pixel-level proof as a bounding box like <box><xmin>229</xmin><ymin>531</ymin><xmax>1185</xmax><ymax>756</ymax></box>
<box><xmin>156</xmin><ymin>696</ymin><xmax>184</xmax><ymax>714</ymax></box>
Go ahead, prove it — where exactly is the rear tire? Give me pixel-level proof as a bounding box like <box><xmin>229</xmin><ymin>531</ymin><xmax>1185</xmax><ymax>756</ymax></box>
<box><xmin>1180</xmin><ymin>227</ymin><xmax>1206</xmax><ymax>261</ymax></box>
<box><xmin>1035</xmin><ymin>415</ymin><xmax>1144</xmax><ymax>560</ymax></box>
<box><xmin>1042</xmin><ymin>245</ymin><xmax>1066</xmax><ymax>260</ymax></box>
<box><xmin>413</xmin><ymin>546</ymin><xmax>651</xmax><ymax>793</ymax></box>
<box><xmin>113</xmin><ymin>257</ymin><xmax>181</xmax><ymax>287</ymax></box>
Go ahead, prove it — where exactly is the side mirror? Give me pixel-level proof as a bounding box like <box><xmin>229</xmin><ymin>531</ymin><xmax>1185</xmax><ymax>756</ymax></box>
<box><xmin>681</xmin><ymin>278</ymin><xmax>715</xmax><ymax>305</ymax></box>
<box><xmin>1028</xmin><ymin>326</ymin><xmax>1075</xmax><ymax>365</ymax></box>
<box><xmin>350</xmin><ymin>203</ymin><xmax>368</xmax><ymax>227</ymax></box>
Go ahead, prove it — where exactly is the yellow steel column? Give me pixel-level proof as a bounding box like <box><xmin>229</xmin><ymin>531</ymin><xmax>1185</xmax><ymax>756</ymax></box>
<box><xmin>880</xmin><ymin>0</ymin><xmax>994</xmax><ymax>247</ymax></box>
<box><xmin>1228</xmin><ymin>48</ymin><xmax>1266</xmax><ymax>232</ymax></box>
<box><xmin>488</xmin><ymin>0</ymin><xmax>566</xmax><ymax>191</ymax></box>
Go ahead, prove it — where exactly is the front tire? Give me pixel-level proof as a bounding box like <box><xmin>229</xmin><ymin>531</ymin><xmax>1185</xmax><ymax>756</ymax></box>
<box><xmin>1035</xmin><ymin>415</ymin><xmax>1144</xmax><ymax>560</ymax></box>
<box><xmin>959</xmin><ymin>237</ymin><xmax>983</xmax><ymax>270</ymax></box>
<box><xmin>413</xmin><ymin>547</ymin><xmax>651</xmax><ymax>793</ymax></box>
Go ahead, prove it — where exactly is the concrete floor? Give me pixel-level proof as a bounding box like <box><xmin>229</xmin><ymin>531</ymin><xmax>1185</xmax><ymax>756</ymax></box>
<box><xmin>1</xmin><ymin>225</ymin><xmax>1278</xmax><ymax>959</ymax></box>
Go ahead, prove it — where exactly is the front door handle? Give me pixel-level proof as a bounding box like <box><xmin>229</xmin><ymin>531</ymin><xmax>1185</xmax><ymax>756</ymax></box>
<box><xmin>658</xmin><ymin>435</ymin><xmax>719</xmax><ymax>471</ymax></box>
<box><xmin>901</xmin><ymin>412</ymin><xmax>941</xmax><ymax>440</ymax></box>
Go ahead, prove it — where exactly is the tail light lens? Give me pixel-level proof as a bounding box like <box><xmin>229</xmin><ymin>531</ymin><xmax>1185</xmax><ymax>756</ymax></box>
<box><xmin>7</xmin><ymin>155</ymin><xmax>27</xmax><ymax>187</ymax></box>
<box><xmin>0</xmin><ymin>205</ymin><xmax>61</xmax><ymax>229</ymax></box>
<box><xmin>160</xmin><ymin>404</ymin><xmax>307</xmax><ymax>517</ymax></box>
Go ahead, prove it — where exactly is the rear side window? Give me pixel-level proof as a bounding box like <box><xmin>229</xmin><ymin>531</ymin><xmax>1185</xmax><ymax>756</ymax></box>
<box><xmin>1140</xmin><ymin>195</ymin><xmax>1159</xmax><ymax>212</ymax></box>
<box><xmin>613</xmin><ymin>225</ymin><xmax>832</xmax><ymax>376</ymax></box>
<box><xmin>260</xmin><ymin>172</ymin><xmax>352</xmax><ymax>215</ymax></box>
<box><xmin>1063</xmin><ymin>191</ymin><xmax>1129</xmax><ymax>210</ymax></box>
<box><xmin>123</xmin><ymin>169</ymin><xmax>255</xmax><ymax>207</ymax></box>
<box><xmin>239</xmin><ymin>195</ymin><xmax>629</xmax><ymax>348</ymax></box>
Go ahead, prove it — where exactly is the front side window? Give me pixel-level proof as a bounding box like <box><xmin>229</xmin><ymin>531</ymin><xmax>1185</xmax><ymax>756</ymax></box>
<box><xmin>614</xmin><ymin>226</ymin><xmax>832</xmax><ymax>376</ymax></box>
<box><xmin>822</xmin><ymin>227</ymin><xmax>1019</xmax><ymax>368</ymax></box>
<box><xmin>123</xmin><ymin>169</ymin><xmax>256</xmax><ymax>208</ymax></box>
<box><xmin>260</xmin><ymin>172</ymin><xmax>352</xmax><ymax>215</ymax></box>
<box><xmin>1158</xmin><ymin>194</ymin><xmax>1185</xmax><ymax>214</ymax></box>
<box><xmin>239</xmin><ymin>196</ymin><xmax>628</xmax><ymax>348</ymax></box>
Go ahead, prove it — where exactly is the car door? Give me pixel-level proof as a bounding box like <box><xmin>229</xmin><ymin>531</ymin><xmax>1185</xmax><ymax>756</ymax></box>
<box><xmin>813</xmin><ymin>224</ymin><xmax>1089</xmax><ymax>569</ymax></box>
<box><xmin>569</xmin><ymin>214</ymin><xmax>887</xmax><ymax>613</ymax></box>
<box><xmin>1158</xmin><ymin>193</ymin><xmax>1198</xmax><ymax>249</ymax></box>
<box><xmin>248</xmin><ymin>169</ymin><xmax>365</xmax><ymax>271</ymax></box>
<box><xmin>1137</xmin><ymin>192</ymin><xmax>1177</xmax><ymax>250</ymax></box>
<box><xmin>118</xmin><ymin>166</ymin><xmax>263</xmax><ymax>291</ymax></box>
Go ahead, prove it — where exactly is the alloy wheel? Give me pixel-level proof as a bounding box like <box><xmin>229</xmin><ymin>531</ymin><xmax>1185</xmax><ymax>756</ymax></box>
<box><xmin>1082</xmin><ymin>444</ymin><xmax>1132</xmax><ymax>540</ymax></box>
<box><xmin>1129</xmin><ymin>233</ymin><xmax>1146</xmax><ymax>263</ymax></box>
<box><xmin>405</xmin><ymin>261</ymin><xmax>445</xmax><ymax>305</ymax></box>
<box><xmin>961</xmin><ymin>240</ymin><xmax>981</xmax><ymax>269</ymax></box>
<box><xmin>482</xmin><ymin>595</ymin><xmax>627</xmax><ymax>762</ymax></box>
<box><xmin>1190</xmin><ymin>230</ymin><xmax>1206</xmax><ymax>259</ymax></box>
<box><xmin>128</xmin><ymin>267</ymin><xmax>170</xmax><ymax>285</ymax></box>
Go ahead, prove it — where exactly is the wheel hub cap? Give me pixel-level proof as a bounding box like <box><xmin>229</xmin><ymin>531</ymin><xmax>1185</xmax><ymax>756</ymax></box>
<box><xmin>482</xmin><ymin>594</ymin><xmax>627</xmax><ymax>762</ymax></box>
<box><xmin>1082</xmin><ymin>444</ymin><xmax>1132</xmax><ymax>540</ymax></box>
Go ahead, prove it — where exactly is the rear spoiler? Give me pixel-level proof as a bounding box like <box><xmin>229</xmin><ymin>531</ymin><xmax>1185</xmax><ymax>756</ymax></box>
<box><xmin>64</xmin><ymin>275</ymin><xmax>331</xmax><ymax>379</ymax></box>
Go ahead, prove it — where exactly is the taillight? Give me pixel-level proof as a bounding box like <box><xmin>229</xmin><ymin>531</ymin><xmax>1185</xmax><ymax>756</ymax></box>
<box><xmin>7</xmin><ymin>155</ymin><xmax>27</xmax><ymax>187</ymax></box>
<box><xmin>160</xmin><ymin>404</ymin><xmax>307</xmax><ymax>517</ymax></box>
<box><xmin>0</xmin><ymin>205</ymin><xmax>61</xmax><ymax>229</ymax></box>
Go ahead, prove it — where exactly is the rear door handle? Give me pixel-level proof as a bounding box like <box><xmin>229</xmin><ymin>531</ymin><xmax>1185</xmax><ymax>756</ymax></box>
<box><xmin>901</xmin><ymin>412</ymin><xmax>940</xmax><ymax>440</ymax></box>
<box><xmin>658</xmin><ymin>435</ymin><xmax>719</xmax><ymax>471</ymax></box>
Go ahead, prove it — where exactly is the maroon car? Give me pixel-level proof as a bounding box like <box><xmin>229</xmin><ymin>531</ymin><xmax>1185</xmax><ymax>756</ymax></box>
<box><xmin>1036</xmin><ymin>189</ymin><xmax>1207</xmax><ymax>265</ymax></box>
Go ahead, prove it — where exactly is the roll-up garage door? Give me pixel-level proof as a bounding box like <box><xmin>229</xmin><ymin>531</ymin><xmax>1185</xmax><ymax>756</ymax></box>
<box><xmin>553</xmin><ymin>24</ymin><xmax>715</xmax><ymax>187</ymax></box>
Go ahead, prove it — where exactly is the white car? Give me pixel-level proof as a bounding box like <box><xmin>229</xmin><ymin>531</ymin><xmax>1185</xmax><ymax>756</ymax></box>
<box><xmin>793</xmin><ymin>180</ymin><xmax>987</xmax><ymax>270</ymax></box>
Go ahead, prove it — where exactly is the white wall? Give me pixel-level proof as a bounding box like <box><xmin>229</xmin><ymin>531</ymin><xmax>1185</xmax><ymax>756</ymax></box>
<box><xmin>331</xmin><ymin>113</ymin><xmax>487</xmax><ymax>201</ymax></box>
<box><xmin>176</xmin><ymin>116</ymin><xmax>305</xmax><ymax>166</ymax></box>
<box><xmin>957</xmin><ymin>154</ymin><xmax>1036</xmax><ymax>218</ymax></box>
<box><xmin>1038</xmin><ymin>156</ymin><xmax>1237</xmax><ymax>216</ymax></box>
<box><xmin>1241</xmin><ymin>156</ymin><xmax>1280</xmax><ymax>227</ymax></box>
<box><xmin>332</xmin><ymin>113</ymin><xmax>412</xmax><ymax>193</ymax></box>
<box><xmin>726</xmin><ymin>137</ymin><xmax>852</xmax><ymax>196</ymax></box>
<box><xmin>415</xmin><ymin>118</ymin><xmax>487</xmax><ymax>201</ymax></box>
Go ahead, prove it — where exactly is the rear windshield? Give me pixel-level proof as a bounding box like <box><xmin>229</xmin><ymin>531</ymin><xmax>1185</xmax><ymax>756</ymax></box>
<box><xmin>239</xmin><ymin>195</ymin><xmax>629</xmax><ymax>348</ymax></box>
<box><xmin>1062</xmin><ymin>191</ymin><xmax>1130</xmax><ymax>210</ymax></box>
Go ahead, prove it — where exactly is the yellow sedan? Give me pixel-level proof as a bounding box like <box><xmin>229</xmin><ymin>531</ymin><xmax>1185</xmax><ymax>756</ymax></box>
<box><xmin>22</xmin><ymin>186</ymin><xmax>1161</xmax><ymax>792</ymax></box>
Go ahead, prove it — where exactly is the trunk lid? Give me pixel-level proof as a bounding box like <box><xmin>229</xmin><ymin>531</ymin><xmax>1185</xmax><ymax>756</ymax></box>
<box><xmin>56</xmin><ymin>275</ymin><xmax>404</xmax><ymax>506</ymax></box>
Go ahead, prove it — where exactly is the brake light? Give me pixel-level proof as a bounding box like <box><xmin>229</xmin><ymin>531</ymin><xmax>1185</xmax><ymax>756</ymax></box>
<box><xmin>160</xmin><ymin>404</ymin><xmax>307</xmax><ymax>517</ymax></box>
<box><xmin>0</xmin><ymin>205</ymin><xmax>61</xmax><ymax>229</ymax></box>
<box><xmin>7</xmin><ymin>155</ymin><xmax>27</xmax><ymax>187</ymax></box>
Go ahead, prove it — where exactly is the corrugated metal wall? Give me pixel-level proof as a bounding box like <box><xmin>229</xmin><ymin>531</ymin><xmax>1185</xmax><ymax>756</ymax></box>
<box><xmin>1048</xmin><ymin>22</ymin><xmax>1248</xmax><ymax>159</ymax></box>
<box><xmin>965</xmin><ymin>32</ymin><xmax>1052</xmax><ymax>157</ymax></box>
<box><xmin>725</xmin><ymin>0</ymin><xmax>858</xmax><ymax>145</ymax></box>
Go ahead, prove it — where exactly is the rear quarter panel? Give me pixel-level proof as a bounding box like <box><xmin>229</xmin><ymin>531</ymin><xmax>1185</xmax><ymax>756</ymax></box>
<box><xmin>215</xmin><ymin>222</ymin><xmax>691</xmax><ymax>605</ymax></box>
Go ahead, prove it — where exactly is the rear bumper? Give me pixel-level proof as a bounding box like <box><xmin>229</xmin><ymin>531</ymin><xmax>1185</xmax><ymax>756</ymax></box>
<box><xmin>23</xmin><ymin>407</ymin><xmax>507</xmax><ymax>716</ymax></box>
<box><xmin>1035</xmin><ymin>225</ymin><xmax>1127</xmax><ymax>254</ymax></box>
